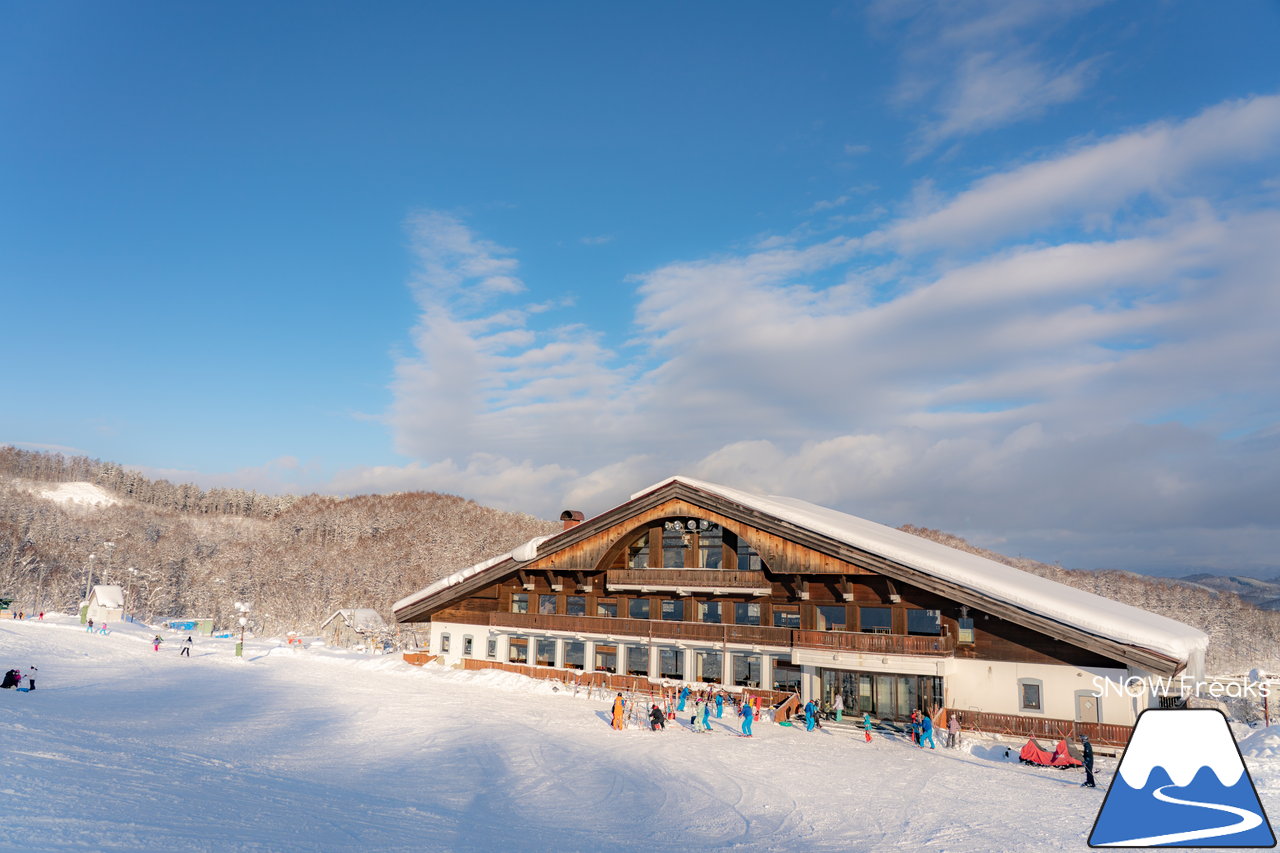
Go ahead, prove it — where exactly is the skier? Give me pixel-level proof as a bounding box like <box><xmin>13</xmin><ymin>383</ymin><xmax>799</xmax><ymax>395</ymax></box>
<box><xmin>714</xmin><ymin>691</ymin><xmax>724</xmax><ymax>719</ymax></box>
<box><xmin>180</xmin><ymin>636</ymin><xmax>193</xmax><ymax>657</ymax></box>
<box><xmin>919</xmin><ymin>713</ymin><xmax>936</xmax><ymax>749</ymax></box>
<box><xmin>1080</xmin><ymin>735</ymin><xmax>1096</xmax><ymax>788</ymax></box>
<box><xmin>611</xmin><ymin>693</ymin><xmax>625</xmax><ymax>730</ymax></box>
<box><xmin>152</xmin><ymin>635</ymin><xmax>163</xmax><ymax>652</ymax></box>
<box><xmin>862</xmin><ymin>711</ymin><xmax>874</xmax><ymax>743</ymax></box>
<box><xmin>833</xmin><ymin>691</ymin><xmax>844</xmax><ymax>722</ymax></box>
<box><xmin>740</xmin><ymin>698</ymin><xmax>755</xmax><ymax>737</ymax></box>
<box><xmin>804</xmin><ymin>699</ymin><xmax>817</xmax><ymax>732</ymax></box>
<box><xmin>649</xmin><ymin>704</ymin><xmax>665</xmax><ymax>731</ymax></box>
<box><xmin>86</xmin><ymin>619</ymin><xmax>94</xmax><ymax>633</ymax></box>
<box><xmin>701</xmin><ymin>697</ymin><xmax>712</xmax><ymax>732</ymax></box>
<box><xmin>947</xmin><ymin>713</ymin><xmax>961</xmax><ymax>748</ymax></box>
<box><xmin>692</xmin><ymin>696</ymin><xmax>706</xmax><ymax>731</ymax></box>
<box><xmin>677</xmin><ymin>685</ymin><xmax>690</xmax><ymax>712</ymax></box>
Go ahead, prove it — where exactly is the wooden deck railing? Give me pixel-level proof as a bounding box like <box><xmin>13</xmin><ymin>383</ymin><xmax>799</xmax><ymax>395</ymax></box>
<box><xmin>948</xmin><ymin>708</ymin><xmax>1132</xmax><ymax>747</ymax></box>
<box><xmin>792</xmin><ymin>630</ymin><xmax>955</xmax><ymax>656</ymax></box>
<box><xmin>606</xmin><ymin>569</ymin><xmax>771</xmax><ymax>591</ymax></box>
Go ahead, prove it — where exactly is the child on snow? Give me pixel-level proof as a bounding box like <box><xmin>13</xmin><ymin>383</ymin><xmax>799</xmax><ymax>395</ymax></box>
<box><xmin>153</xmin><ymin>635</ymin><xmax>163</xmax><ymax>652</ymax></box>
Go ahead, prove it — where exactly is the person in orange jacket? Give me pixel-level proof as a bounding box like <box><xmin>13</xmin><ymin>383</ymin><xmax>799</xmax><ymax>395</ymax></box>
<box><xmin>611</xmin><ymin>693</ymin><xmax>626</xmax><ymax>730</ymax></box>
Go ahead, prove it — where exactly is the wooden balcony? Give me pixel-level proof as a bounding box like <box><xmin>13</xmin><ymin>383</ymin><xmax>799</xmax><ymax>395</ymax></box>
<box><xmin>605</xmin><ymin>568</ymin><xmax>772</xmax><ymax>594</ymax></box>
<box><xmin>792</xmin><ymin>629</ymin><xmax>954</xmax><ymax>657</ymax></box>
<box><xmin>487</xmin><ymin>611</ymin><xmax>952</xmax><ymax>656</ymax></box>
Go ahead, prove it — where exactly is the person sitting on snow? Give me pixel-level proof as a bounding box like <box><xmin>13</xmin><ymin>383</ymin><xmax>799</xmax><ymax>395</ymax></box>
<box><xmin>649</xmin><ymin>704</ymin><xmax>665</xmax><ymax>731</ymax></box>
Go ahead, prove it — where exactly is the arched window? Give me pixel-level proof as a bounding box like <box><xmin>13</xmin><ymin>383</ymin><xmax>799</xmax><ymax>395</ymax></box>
<box><xmin>621</xmin><ymin>518</ymin><xmax>765</xmax><ymax>570</ymax></box>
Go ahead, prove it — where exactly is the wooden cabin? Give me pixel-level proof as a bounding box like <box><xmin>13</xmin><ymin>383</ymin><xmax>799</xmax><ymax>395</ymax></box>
<box><xmin>393</xmin><ymin>477</ymin><xmax>1207</xmax><ymax>744</ymax></box>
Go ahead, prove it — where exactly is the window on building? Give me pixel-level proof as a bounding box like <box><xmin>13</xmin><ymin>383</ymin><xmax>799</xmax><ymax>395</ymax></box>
<box><xmin>772</xmin><ymin>659</ymin><xmax>802</xmax><ymax>693</ymax></box>
<box><xmin>508</xmin><ymin>637</ymin><xmax>528</xmax><ymax>664</ymax></box>
<box><xmin>662</xmin><ymin>524</ymin><xmax>688</xmax><ymax>569</ymax></box>
<box><xmin>628</xmin><ymin>535</ymin><xmax>651</xmax><ymax>569</ymax></box>
<box><xmin>661</xmin><ymin>599</ymin><xmax>684</xmax><ymax>621</ymax></box>
<box><xmin>732</xmin><ymin>653</ymin><xmax>761</xmax><ymax>688</ymax></box>
<box><xmin>773</xmin><ymin>606</ymin><xmax>800</xmax><ymax>629</ymax></box>
<box><xmin>440</xmin><ymin>634</ymin><xmax>451</xmax><ymax>653</ymax></box>
<box><xmin>462</xmin><ymin>636</ymin><xmax>473</xmax><ymax>657</ymax></box>
<box><xmin>535</xmin><ymin>638</ymin><xmax>556</xmax><ymax>667</ymax></box>
<box><xmin>699</xmin><ymin>601</ymin><xmax>722</xmax><ymax>624</ymax></box>
<box><xmin>538</xmin><ymin>594</ymin><xmax>557</xmax><ymax>615</ymax></box>
<box><xmin>658</xmin><ymin>647</ymin><xmax>683</xmax><ymax>679</ymax></box>
<box><xmin>860</xmin><ymin>606</ymin><xmax>892</xmax><ymax>633</ymax></box>
<box><xmin>626</xmin><ymin>646</ymin><xmax>649</xmax><ymax>676</ymax></box>
<box><xmin>957</xmin><ymin>617</ymin><xmax>975</xmax><ymax>645</ymax></box>
<box><xmin>735</xmin><ymin>602</ymin><xmax>761</xmax><ymax>626</ymax></box>
<box><xmin>566</xmin><ymin>595</ymin><xmax>586</xmax><ymax>617</ymax></box>
<box><xmin>816</xmin><ymin>605</ymin><xmax>847</xmax><ymax>631</ymax></box>
<box><xmin>486</xmin><ymin>637</ymin><xmax>497</xmax><ymax>659</ymax></box>
<box><xmin>564</xmin><ymin>641</ymin><xmax>585</xmax><ymax>670</ymax></box>
<box><xmin>1018</xmin><ymin>678</ymin><xmax>1043</xmax><ymax>713</ymax></box>
<box><xmin>511</xmin><ymin>593</ymin><xmax>528</xmax><ymax>614</ymax></box>
<box><xmin>629</xmin><ymin>598</ymin><xmax>650</xmax><ymax>620</ymax></box>
<box><xmin>595</xmin><ymin>643</ymin><xmax>617</xmax><ymax>673</ymax></box>
<box><xmin>597</xmin><ymin>600</ymin><xmax>617</xmax><ymax>618</ymax></box>
<box><xmin>696</xmin><ymin>651</ymin><xmax>722</xmax><ymax>683</ymax></box>
<box><xmin>700</xmin><ymin>524</ymin><xmax>724</xmax><ymax>569</ymax></box>
<box><xmin>907</xmin><ymin>609</ymin><xmax>941</xmax><ymax>636</ymax></box>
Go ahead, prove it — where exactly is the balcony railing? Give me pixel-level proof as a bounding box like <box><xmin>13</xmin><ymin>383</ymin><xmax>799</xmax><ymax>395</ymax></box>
<box><xmin>605</xmin><ymin>568</ymin><xmax>771</xmax><ymax>593</ymax></box>
<box><xmin>486</xmin><ymin>611</ymin><xmax>953</xmax><ymax>656</ymax></box>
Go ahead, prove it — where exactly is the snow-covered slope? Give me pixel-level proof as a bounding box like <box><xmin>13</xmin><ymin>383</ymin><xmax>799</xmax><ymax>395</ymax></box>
<box><xmin>34</xmin><ymin>481</ymin><xmax>120</xmax><ymax>507</ymax></box>
<box><xmin>3</xmin><ymin>616</ymin><xmax>1277</xmax><ymax>852</ymax></box>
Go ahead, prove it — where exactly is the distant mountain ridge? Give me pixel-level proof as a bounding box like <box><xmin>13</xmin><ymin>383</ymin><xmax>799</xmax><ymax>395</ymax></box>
<box><xmin>1177</xmin><ymin>573</ymin><xmax>1280</xmax><ymax>611</ymax></box>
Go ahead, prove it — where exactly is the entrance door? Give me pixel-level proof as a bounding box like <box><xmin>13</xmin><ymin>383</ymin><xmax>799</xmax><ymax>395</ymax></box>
<box><xmin>1075</xmin><ymin>692</ymin><xmax>1100</xmax><ymax>723</ymax></box>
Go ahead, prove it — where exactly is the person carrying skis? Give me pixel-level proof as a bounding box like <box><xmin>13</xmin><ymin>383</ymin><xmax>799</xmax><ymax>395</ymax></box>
<box><xmin>153</xmin><ymin>635</ymin><xmax>163</xmax><ymax>652</ymax></box>
<box><xmin>180</xmin><ymin>636</ymin><xmax>193</xmax><ymax>657</ymax></box>
<box><xmin>862</xmin><ymin>711</ymin><xmax>874</xmax><ymax>743</ymax></box>
<box><xmin>919</xmin><ymin>713</ymin><xmax>936</xmax><ymax>748</ymax></box>
<box><xmin>649</xmin><ymin>704</ymin><xmax>665</xmax><ymax>731</ymax></box>
<box><xmin>1080</xmin><ymin>734</ymin><xmax>1096</xmax><ymax>787</ymax></box>
<box><xmin>611</xmin><ymin>693</ymin><xmax>626</xmax><ymax>730</ymax></box>
<box><xmin>740</xmin><ymin>698</ymin><xmax>755</xmax><ymax>737</ymax></box>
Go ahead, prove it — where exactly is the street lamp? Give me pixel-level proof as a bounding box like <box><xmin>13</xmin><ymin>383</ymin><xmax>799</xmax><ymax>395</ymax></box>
<box><xmin>124</xmin><ymin>567</ymin><xmax>138</xmax><ymax>623</ymax></box>
<box><xmin>234</xmin><ymin>601</ymin><xmax>252</xmax><ymax>657</ymax></box>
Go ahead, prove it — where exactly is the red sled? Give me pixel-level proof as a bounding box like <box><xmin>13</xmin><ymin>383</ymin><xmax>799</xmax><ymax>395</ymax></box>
<box><xmin>1019</xmin><ymin>738</ymin><xmax>1084</xmax><ymax>768</ymax></box>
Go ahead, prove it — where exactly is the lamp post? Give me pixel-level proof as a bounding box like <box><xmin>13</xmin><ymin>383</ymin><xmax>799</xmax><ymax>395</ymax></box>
<box><xmin>124</xmin><ymin>567</ymin><xmax>138</xmax><ymax>623</ymax></box>
<box><xmin>234</xmin><ymin>601</ymin><xmax>251</xmax><ymax>657</ymax></box>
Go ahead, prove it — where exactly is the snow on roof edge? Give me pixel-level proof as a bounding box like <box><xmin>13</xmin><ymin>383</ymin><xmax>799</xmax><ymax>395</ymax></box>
<box><xmin>394</xmin><ymin>535</ymin><xmax>555</xmax><ymax>615</ymax></box>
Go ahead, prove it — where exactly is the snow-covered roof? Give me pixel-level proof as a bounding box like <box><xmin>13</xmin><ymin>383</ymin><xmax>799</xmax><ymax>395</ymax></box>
<box><xmin>320</xmin><ymin>608</ymin><xmax>387</xmax><ymax>633</ymax></box>
<box><xmin>638</xmin><ymin>476</ymin><xmax>1208</xmax><ymax>667</ymax></box>
<box><xmin>396</xmin><ymin>475</ymin><xmax>1208</xmax><ymax>670</ymax></box>
<box><xmin>91</xmin><ymin>585</ymin><xmax>125</xmax><ymax>609</ymax></box>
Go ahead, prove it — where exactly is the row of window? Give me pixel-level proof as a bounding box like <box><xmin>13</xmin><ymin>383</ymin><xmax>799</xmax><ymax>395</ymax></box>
<box><xmin>511</xmin><ymin>592</ymin><xmax>944</xmax><ymax>635</ymax></box>
<box><xmin>439</xmin><ymin>631</ymin><xmax>799</xmax><ymax>689</ymax></box>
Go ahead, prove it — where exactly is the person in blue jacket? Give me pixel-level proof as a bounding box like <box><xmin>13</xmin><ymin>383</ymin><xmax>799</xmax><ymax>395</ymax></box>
<box><xmin>740</xmin><ymin>699</ymin><xmax>755</xmax><ymax>736</ymax></box>
<box><xmin>862</xmin><ymin>711</ymin><xmax>873</xmax><ymax>743</ymax></box>
<box><xmin>804</xmin><ymin>699</ymin><xmax>817</xmax><ymax>732</ymax></box>
<box><xmin>677</xmin><ymin>685</ymin><xmax>690</xmax><ymax>712</ymax></box>
<box><xmin>715</xmin><ymin>692</ymin><xmax>724</xmax><ymax>718</ymax></box>
<box><xmin>919</xmin><ymin>713</ymin><xmax>936</xmax><ymax>748</ymax></box>
<box><xmin>701</xmin><ymin>697</ymin><xmax>712</xmax><ymax>731</ymax></box>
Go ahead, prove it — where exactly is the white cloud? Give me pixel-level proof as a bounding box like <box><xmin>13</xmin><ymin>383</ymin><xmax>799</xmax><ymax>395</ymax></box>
<box><xmin>364</xmin><ymin>93</ymin><xmax>1280</xmax><ymax>573</ymax></box>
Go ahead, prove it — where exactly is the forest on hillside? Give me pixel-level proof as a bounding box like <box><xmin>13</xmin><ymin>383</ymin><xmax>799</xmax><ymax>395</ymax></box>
<box><xmin>0</xmin><ymin>448</ymin><xmax>558</xmax><ymax>638</ymax></box>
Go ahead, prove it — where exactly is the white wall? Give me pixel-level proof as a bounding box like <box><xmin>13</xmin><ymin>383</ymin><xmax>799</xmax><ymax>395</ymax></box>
<box><xmin>943</xmin><ymin>659</ymin><xmax>1136</xmax><ymax>724</ymax></box>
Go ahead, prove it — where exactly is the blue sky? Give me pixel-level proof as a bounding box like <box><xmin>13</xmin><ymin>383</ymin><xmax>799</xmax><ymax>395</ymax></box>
<box><xmin>3</xmin><ymin>1</ymin><xmax>1279</xmax><ymax>575</ymax></box>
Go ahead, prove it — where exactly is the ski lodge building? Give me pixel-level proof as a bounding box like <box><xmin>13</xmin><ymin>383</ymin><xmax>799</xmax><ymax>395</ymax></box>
<box><xmin>393</xmin><ymin>477</ymin><xmax>1208</xmax><ymax>744</ymax></box>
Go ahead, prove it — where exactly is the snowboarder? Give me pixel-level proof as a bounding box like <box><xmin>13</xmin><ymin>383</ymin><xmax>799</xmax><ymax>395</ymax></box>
<box><xmin>833</xmin><ymin>691</ymin><xmax>844</xmax><ymax>722</ymax></box>
<box><xmin>649</xmin><ymin>704</ymin><xmax>665</xmax><ymax>730</ymax></box>
<box><xmin>1080</xmin><ymin>735</ymin><xmax>1095</xmax><ymax>787</ymax></box>
<box><xmin>863</xmin><ymin>711</ymin><xmax>874</xmax><ymax>743</ymax></box>
<box><xmin>152</xmin><ymin>635</ymin><xmax>163</xmax><ymax>652</ymax></box>
<box><xmin>677</xmin><ymin>685</ymin><xmax>690</xmax><ymax>712</ymax></box>
<box><xmin>180</xmin><ymin>636</ymin><xmax>193</xmax><ymax>657</ymax></box>
<box><xmin>947</xmin><ymin>713</ymin><xmax>961</xmax><ymax>748</ymax></box>
<box><xmin>740</xmin><ymin>699</ymin><xmax>755</xmax><ymax>737</ymax></box>
<box><xmin>919</xmin><ymin>713</ymin><xmax>936</xmax><ymax>748</ymax></box>
<box><xmin>611</xmin><ymin>693</ymin><xmax>625</xmax><ymax>730</ymax></box>
<box><xmin>714</xmin><ymin>692</ymin><xmax>724</xmax><ymax>718</ymax></box>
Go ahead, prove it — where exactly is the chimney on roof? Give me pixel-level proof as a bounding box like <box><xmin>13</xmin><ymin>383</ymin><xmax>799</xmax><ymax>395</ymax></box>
<box><xmin>560</xmin><ymin>510</ymin><xmax>584</xmax><ymax>531</ymax></box>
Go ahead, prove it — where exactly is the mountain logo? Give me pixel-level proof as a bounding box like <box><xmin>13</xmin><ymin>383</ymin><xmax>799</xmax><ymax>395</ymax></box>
<box><xmin>1089</xmin><ymin>708</ymin><xmax>1276</xmax><ymax>847</ymax></box>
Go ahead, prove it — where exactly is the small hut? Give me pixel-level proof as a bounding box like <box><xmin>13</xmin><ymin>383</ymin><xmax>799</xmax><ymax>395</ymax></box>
<box><xmin>319</xmin><ymin>609</ymin><xmax>388</xmax><ymax>650</ymax></box>
<box><xmin>85</xmin><ymin>585</ymin><xmax>124</xmax><ymax>624</ymax></box>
